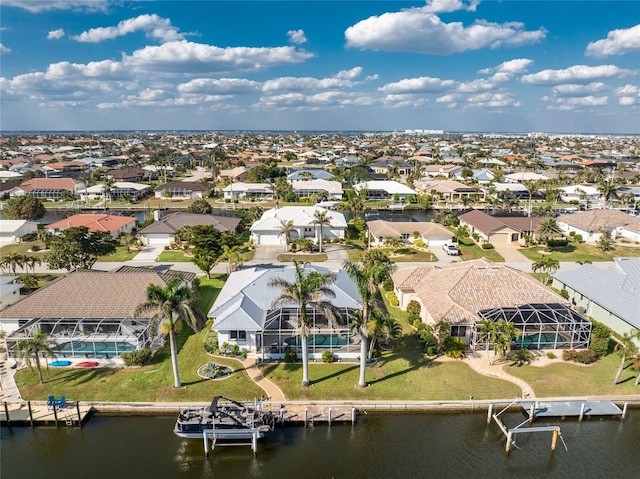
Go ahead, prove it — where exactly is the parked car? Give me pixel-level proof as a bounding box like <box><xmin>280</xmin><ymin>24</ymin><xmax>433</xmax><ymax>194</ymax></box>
<box><xmin>442</xmin><ymin>242</ymin><xmax>460</xmax><ymax>256</ymax></box>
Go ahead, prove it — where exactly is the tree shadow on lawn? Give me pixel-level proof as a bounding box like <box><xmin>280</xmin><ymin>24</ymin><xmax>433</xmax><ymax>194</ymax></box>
<box><xmin>310</xmin><ymin>364</ymin><xmax>359</xmax><ymax>385</ymax></box>
<box><xmin>44</xmin><ymin>366</ymin><xmax>119</xmax><ymax>386</ymax></box>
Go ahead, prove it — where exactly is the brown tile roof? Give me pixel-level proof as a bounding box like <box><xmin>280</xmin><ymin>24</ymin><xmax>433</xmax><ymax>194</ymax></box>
<box><xmin>557</xmin><ymin>209</ymin><xmax>640</xmax><ymax>233</ymax></box>
<box><xmin>396</xmin><ymin>259</ymin><xmax>566</xmax><ymax>325</ymax></box>
<box><xmin>0</xmin><ymin>269</ymin><xmax>193</xmax><ymax>320</ymax></box>
<box><xmin>138</xmin><ymin>212</ymin><xmax>241</xmax><ymax>234</ymax></box>
<box><xmin>459</xmin><ymin>209</ymin><xmax>543</xmax><ymax>233</ymax></box>
<box><xmin>19</xmin><ymin>178</ymin><xmax>78</xmax><ymax>191</ymax></box>
<box><xmin>46</xmin><ymin>214</ymin><xmax>136</xmax><ymax>233</ymax></box>
<box><xmin>155</xmin><ymin>181</ymin><xmax>212</xmax><ymax>192</ymax></box>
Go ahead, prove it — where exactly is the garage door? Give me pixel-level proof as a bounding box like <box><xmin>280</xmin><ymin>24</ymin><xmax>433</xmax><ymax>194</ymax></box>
<box><xmin>146</xmin><ymin>235</ymin><xmax>171</xmax><ymax>245</ymax></box>
<box><xmin>257</xmin><ymin>234</ymin><xmax>282</xmax><ymax>245</ymax></box>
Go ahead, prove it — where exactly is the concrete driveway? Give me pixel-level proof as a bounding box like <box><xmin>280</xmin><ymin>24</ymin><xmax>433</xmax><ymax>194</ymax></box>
<box><xmin>491</xmin><ymin>242</ymin><xmax>532</xmax><ymax>263</ymax></box>
<box><xmin>129</xmin><ymin>245</ymin><xmax>165</xmax><ymax>262</ymax></box>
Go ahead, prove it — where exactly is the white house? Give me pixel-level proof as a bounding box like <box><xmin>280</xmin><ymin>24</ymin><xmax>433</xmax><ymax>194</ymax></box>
<box><xmin>557</xmin><ymin>209</ymin><xmax>640</xmax><ymax>243</ymax></box>
<box><xmin>291</xmin><ymin>179</ymin><xmax>343</xmax><ymax>200</ymax></box>
<box><xmin>222</xmin><ymin>182</ymin><xmax>274</xmax><ymax>201</ymax></box>
<box><xmin>250</xmin><ymin>206</ymin><xmax>347</xmax><ymax>246</ymax></box>
<box><xmin>80</xmin><ymin>182</ymin><xmax>151</xmax><ymax>201</ymax></box>
<box><xmin>0</xmin><ymin>220</ymin><xmax>39</xmax><ymax>244</ymax></box>
<box><xmin>0</xmin><ymin>276</ymin><xmax>23</xmax><ymax>315</ymax></box>
<box><xmin>558</xmin><ymin>185</ymin><xmax>602</xmax><ymax>204</ymax></box>
<box><xmin>366</xmin><ymin>220</ymin><xmax>452</xmax><ymax>248</ymax></box>
<box><xmin>208</xmin><ymin>265</ymin><xmax>362</xmax><ymax>359</ymax></box>
<box><xmin>353</xmin><ymin>180</ymin><xmax>417</xmax><ymax>200</ymax></box>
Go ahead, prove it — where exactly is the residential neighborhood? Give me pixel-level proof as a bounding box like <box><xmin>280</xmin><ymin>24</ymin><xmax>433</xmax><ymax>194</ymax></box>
<box><xmin>1</xmin><ymin>130</ymin><xmax>639</xmax><ymax>409</ymax></box>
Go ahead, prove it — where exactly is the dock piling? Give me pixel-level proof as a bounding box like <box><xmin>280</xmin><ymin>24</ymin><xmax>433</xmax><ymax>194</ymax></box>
<box><xmin>351</xmin><ymin>407</ymin><xmax>356</xmax><ymax>426</ymax></box>
<box><xmin>28</xmin><ymin>401</ymin><xmax>34</xmax><ymax>427</ymax></box>
<box><xmin>622</xmin><ymin>402</ymin><xmax>628</xmax><ymax>420</ymax></box>
<box><xmin>328</xmin><ymin>408</ymin><xmax>332</xmax><ymax>426</ymax></box>
<box><xmin>551</xmin><ymin>430</ymin><xmax>558</xmax><ymax>451</ymax></box>
<box><xmin>304</xmin><ymin>408</ymin><xmax>308</xmax><ymax>427</ymax></box>
<box><xmin>579</xmin><ymin>403</ymin><xmax>586</xmax><ymax>422</ymax></box>
<box><xmin>3</xmin><ymin>402</ymin><xmax>9</xmax><ymax>427</ymax></box>
<box><xmin>487</xmin><ymin>403</ymin><xmax>493</xmax><ymax>424</ymax></box>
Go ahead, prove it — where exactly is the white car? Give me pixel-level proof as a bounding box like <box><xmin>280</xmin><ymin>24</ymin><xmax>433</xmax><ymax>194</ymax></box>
<box><xmin>442</xmin><ymin>242</ymin><xmax>460</xmax><ymax>256</ymax></box>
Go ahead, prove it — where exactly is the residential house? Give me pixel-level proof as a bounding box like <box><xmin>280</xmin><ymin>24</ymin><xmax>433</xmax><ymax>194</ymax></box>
<box><xmin>138</xmin><ymin>212</ymin><xmax>241</xmax><ymax>246</ymax></box>
<box><xmin>556</xmin><ymin>209</ymin><xmax>640</xmax><ymax>243</ymax></box>
<box><xmin>422</xmin><ymin>164</ymin><xmax>465</xmax><ymax>179</ymax></box>
<box><xmin>154</xmin><ymin>181</ymin><xmax>212</xmax><ymax>200</ymax></box>
<box><xmin>353</xmin><ymin>180</ymin><xmax>417</xmax><ymax>200</ymax></box>
<box><xmin>551</xmin><ymin>257</ymin><xmax>640</xmax><ymax>345</ymax></box>
<box><xmin>414</xmin><ymin>180</ymin><xmax>483</xmax><ymax>203</ymax></box>
<box><xmin>0</xmin><ymin>220</ymin><xmax>38</xmax><ymax>244</ymax></box>
<box><xmin>0</xmin><ymin>268</ymin><xmax>196</xmax><ymax>356</ymax></box>
<box><xmin>105</xmin><ymin>167</ymin><xmax>148</xmax><ymax>182</ymax></box>
<box><xmin>369</xmin><ymin>157</ymin><xmax>414</xmax><ymax>177</ymax></box>
<box><xmin>11</xmin><ymin>178</ymin><xmax>85</xmax><ymax>200</ymax></box>
<box><xmin>504</xmin><ymin>172</ymin><xmax>550</xmax><ymax>184</ymax></box>
<box><xmin>222</xmin><ymin>182</ymin><xmax>274</xmax><ymax>201</ymax></box>
<box><xmin>366</xmin><ymin>220</ymin><xmax>452</xmax><ymax>247</ymax></box>
<box><xmin>0</xmin><ymin>276</ymin><xmax>23</xmax><ymax>314</ymax></box>
<box><xmin>486</xmin><ymin>182</ymin><xmax>530</xmax><ymax>200</ymax></box>
<box><xmin>287</xmin><ymin>169</ymin><xmax>334</xmax><ymax>181</ymax></box>
<box><xmin>218</xmin><ymin>166</ymin><xmax>248</xmax><ymax>183</ymax></box>
<box><xmin>46</xmin><ymin>214</ymin><xmax>137</xmax><ymax>239</ymax></box>
<box><xmin>458</xmin><ymin>209</ymin><xmax>542</xmax><ymax>244</ymax></box>
<box><xmin>208</xmin><ymin>265</ymin><xmax>362</xmax><ymax>359</ymax></box>
<box><xmin>558</xmin><ymin>185</ymin><xmax>602</xmax><ymax>204</ymax></box>
<box><xmin>392</xmin><ymin>259</ymin><xmax>591</xmax><ymax>350</ymax></box>
<box><xmin>250</xmin><ymin>206</ymin><xmax>347</xmax><ymax>246</ymax></box>
<box><xmin>291</xmin><ymin>179</ymin><xmax>343</xmax><ymax>200</ymax></box>
<box><xmin>81</xmin><ymin>182</ymin><xmax>151</xmax><ymax>202</ymax></box>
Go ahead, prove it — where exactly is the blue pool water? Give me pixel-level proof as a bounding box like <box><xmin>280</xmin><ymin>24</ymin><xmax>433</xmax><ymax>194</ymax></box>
<box><xmin>284</xmin><ymin>334</ymin><xmax>352</xmax><ymax>348</ymax></box>
<box><xmin>56</xmin><ymin>341</ymin><xmax>136</xmax><ymax>357</ymax></box>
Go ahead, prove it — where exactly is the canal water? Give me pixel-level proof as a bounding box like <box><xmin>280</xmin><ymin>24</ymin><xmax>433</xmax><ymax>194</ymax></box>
<box><xmin>2</xmin><ymin>410</ymin><xmax>638</xmax><ymax>478</ymax></box>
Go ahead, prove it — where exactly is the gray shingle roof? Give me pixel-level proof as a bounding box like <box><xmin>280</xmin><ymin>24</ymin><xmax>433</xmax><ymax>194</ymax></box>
<box><xmin>138</xmin><ymin>212</ymin><xmax>241</xmax><ymax>234</ymax></box>
<box><xmin>552</xmin><ymin>257</ymin><xmax>640</xmax><ymax>329</ymax></box>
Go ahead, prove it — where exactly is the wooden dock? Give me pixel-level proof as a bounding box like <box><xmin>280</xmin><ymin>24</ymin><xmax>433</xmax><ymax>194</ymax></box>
<box><xmin>273</xmin><ymin>403</ymin><xmax>356</xmax><ymax>426</ymax></box>
<box><xmin>1</xmin><ymin>401</ymin><xmax>92</xmax><ymax>427</ymax></box>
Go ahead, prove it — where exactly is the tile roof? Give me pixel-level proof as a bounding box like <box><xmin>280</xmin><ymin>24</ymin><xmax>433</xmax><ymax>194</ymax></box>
<box><xmin>557</xmin><ymin>209</ymin><xmax>640</xmax><ymax>233</ymax></box>
<box><xmin>46</xmin><ymin>214</ymin><xmax>136</xmax><ymax>233</ymax></box>
<box><xmin>459</xmin><ymin>209</ymin><xmax>542</xmax><ymax>233</ymax></box>
<box><xmin>18</xmin><ymin>178</ymin><xmax>78</xmax><ymax>191</ymax></box>
<box><xmin>395</xmin><ymin>259</ymin><xmax>566</xmax><ymax>325</ymax></box>
<box><xmin>155</xmin><ymin>181</ymin><xmax>212</xmax><ymax>191</ymax></box>
<box><xmin>0</xmin><ymin>268</ymin><xmax>193</xmax><ymax>320</ymax></box>
<box><xmin>138</xmin><ymin>212</ymin><xmax>241</xmax><ymax>234</ymax></box>
<box><xmin>367</xmin><ymin>220</ymin><xmax>452</xmax><ymax>239</ymax></box>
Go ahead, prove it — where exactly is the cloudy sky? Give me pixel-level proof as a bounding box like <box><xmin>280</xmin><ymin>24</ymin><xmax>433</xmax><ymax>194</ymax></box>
<box><xmin>1</xmin><ymin>0</ymin><xmax>638</xmax><ymax>133</ymax></box>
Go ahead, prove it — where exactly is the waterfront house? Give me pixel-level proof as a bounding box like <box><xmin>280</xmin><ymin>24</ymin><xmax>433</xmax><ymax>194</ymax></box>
<box><xmin>291</xmin><ymin>179</ymin><xmax>343</xmax><ymax>200</ymax></box>
<box><xmin>458</xmin><ymin>209</ymin><xmax>542</xmax><ymax>245</ymax></box>
<box><xmin>250</xmin><ymin>206</ymin><xmax>347</xmax><ymax>247</ymax></box>
<box><xmin>208</xmin><ymin>265</ymin><xmax>362</xmax><ymax>359</ymax></box>
<box><xmin>556</xmin><ymin>209</ymin><xmax>640</xmax><ymax>243</ymax></box>
<box><xmin>0</xmin><ymin>276</ymin><xmax>23</xmax><ymax>313</ymax></box>
<box><xmin>138</xmin><ymin>212</ymin><xmax>241</xmax><ymax>246</ymax></box>
<box><xmin>0</xmin><ymin>267</ymin><xmax>196</xmax><ymax>357</ymax></box>
<box><xmin>414</xmin><ymin>180</ymin><xmax>483</xmax><ymax>203</ymax></box>
<box><xmin>366</xmin><ymin>220</ymin><xmax>452</xmax><ymax>248</ymax></box>
<box><xmin>80</xmin><ymin>181</ymin><xmax>151</xmax><ymax>202</ymax></box>
<box><xmin>105</xmin><ymin>167</ymin><xmax>148</xmax><ymax>182</ymax></box>
<box><xmin>11</xmin><ymin>178</ymin><xmax>85</xmax><ymax>200</ymax></box>
<box><xmin>353</xmin><ymin>180</ymin><xmax>417</xmax><ymax>200</ymax></box>
<box><xmin>551</xmin><ymin>257</ymin><xmax>640</xmax><ymax>346</ymax></box>
<box><xmin>222</xmin><ymin>182</ymin><xmax>274</xmax><ymax>201</ymax></box>
<box><xmin>392</xmin><ymin>259</ymin><xmax>591</xmax><ymax>350</ymax></box>
<box><xmin>369</xmin><ymin>157</ymin><xmax>414</xmax><ymax>177</ymax></box>
<box><xmin>558</xmin><ymin>185</ymin><xmax>602</xmax><ymax>205</ymax></box>
<box><xmin>154</xmin><ymin>181</ymin><xmax>213</xmax><ymax>200</ymax></box>
<box><xmin>46</xmin><ymin>214</ymin><xmax>137</xmax><ymax>239</ymax></box>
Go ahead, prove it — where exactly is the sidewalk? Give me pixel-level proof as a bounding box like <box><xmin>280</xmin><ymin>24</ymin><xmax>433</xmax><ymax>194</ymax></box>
<box><xmin>0</xmin><ymin>359</ymin><xmax>23</xmax><ymax>402</ymax></box>
<box><xmin>241</xmin><ymin>357</ymin><xmax>286</xmax><ymax>402</ymax></box>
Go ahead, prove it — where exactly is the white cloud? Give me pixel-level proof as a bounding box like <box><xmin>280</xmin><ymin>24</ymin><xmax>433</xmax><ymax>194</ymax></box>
<box><xmin>586</xmin><ymin>24</ymin><xmax>640</xmax><ymax>57</ymax></box>
<box><xmin>381</xmin><ymin>94</ymin><xmax>428</xmax><ymax>108</ymax></box>
<box><xmin>123</xmin><ymin>41</ymin><xmax>314</xmax><ymax>75</ymax></box>
<box><xmin>0</xmin><ymin>43</ymin><xmax>11</xmax><ymax>55</ymax></box>
<box><xmin>521</xmin><ymin>65</ymin><xmax>632</xmax><ymax>85</ymax></box>
<box><xmin>47</xmin><ymin>29</ymin><xmax>65</xmax><ymax>40</ymax></box>
<box><xmin>257</xmin><ymin>91</ymin><xmax>375</xmax><ymax>110</ymax></box>
<box><xmin>435</xmin><ymin>94</ymin><xmax>461</xmax><ymax>103</ymax></box>
<box><xmin>379</xmin><ymin>77</ymin><xmax>458</xmax><ymax>94</ymax></box>
<box><xmin>345</xmin><ymin>6</ymin><xmax>546</xmax><ymax>54</ymax></box>
<box><xmin>2</xmin><ymin>1</ymin><xmax>109</xmax><ymax>13</ymax></box>
<box><xmin>544</xmin><ymin>95</ymin><xmax>609</xmax><ymax>111</ymax></box>
<box><xmin>465</xmin><ymin>92</ymin><xmax>520</xmax><ymax>108</ymax></box>
<box><xmin>287</xmin><ymin>29</ymin><xmax>307</xmax><ymax>45</ymax></box>
<box><xmin>177</xmin><ymin>78</ymin><xmax>260</xmax><ymax>94</ymax></box>
<box><xmin>262</xmin><ymin>68</ymin><xmax>364</xmax><ymax>93</ymax></box>
<box><xmin>615</xmin><ymin>84</ymin><xmax>639</xmax><ymax>106</ymax></box>
<box><xmin>456</xmin><ymin>78</ymin><xmax>496</xmax><ymax>93</ymax></box>
<box><xmin>421</xmin><ymin>0</ymin><xmax>481</xmax><ymax>14</ymax></box>
<box><xmin>335</xmin><ymin>67</ymin><xmax>363</xmax><ymax>80</ymax></box>
<box><xmin>615</xmin><ymin>84</ymin><xmax>639</xmax><ymax>96</ymax></box>
<box><xmin>479</xmin><ymin>58</ymin><xmax>533</xmax><ymax>76</ymax></box>
<box><xmin>551</xmin><ymin>83</ymin><xmax>606</xmax><ymax>97</ymax></box>
<box><xmin>72</xmin><ymin>14</ymin><xmax>184</xmax><ymax>43</ymax></box>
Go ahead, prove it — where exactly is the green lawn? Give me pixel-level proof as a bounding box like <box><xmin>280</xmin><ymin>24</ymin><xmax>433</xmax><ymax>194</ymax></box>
<box><xmin>459</xmin><ymin>244</ymin><xmax>505</xmax><ymax>262</ymax></box>
<box><xmin>156</xmin><ymin>250</ymin><xmax>193</xmax><ymax>262</ymax></box>
<box><xmin>98</xmin><ymin>245</ymin><xmax>138</xmax><ymax>262</ymax></box>
<box><xmin>0</xmin><ymin>241</ymin><xmax>47</xmax><ymax>257</ymax></box>
<box><xmin>518</xmin><ymin>242</ymin><xmax>640</xmax><ymax>262</ymax></box>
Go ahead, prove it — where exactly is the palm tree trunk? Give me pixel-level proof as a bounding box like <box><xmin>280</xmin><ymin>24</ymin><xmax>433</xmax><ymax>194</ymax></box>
<box><xmin>367</xmin><ymin>335</ymin><xmax>376</xmax><ymax>360</ymax></box>
<box><xmin>301</xmin><ymin>330</ymin><xmax>309</xmax><ymax>387</ymax></box>
<box><xmin>635</xmin><ymin>370</ymin><xmax>640</xmax><ymax>387</ymax></box>
<box><xmin>319</xmin><ymin>226</ymin><xmax>323</xmax><ymax>253</ymax></box>
<box><xmin>169</xmin><ymin>329</ymin><xmax>181</xmax><ymax>388</ymax></box>
<box><xmin>357</xmin><ymin>325</ymin><xmax>368</xmax><ymax>388</ymax></box>
<box><xmin>614</xmin><ymin>353</ymin><xmax>626</xmax><ymax>385</ymax></box>
<box><xmin>485</xmin><ymin>341</ymin><xmax>492</xmax><ymax>366</ymax></box>
<box><xmin>35</xmin><ymin>354</ymin><xmax>44</xmax><ymax>385</ymax></box>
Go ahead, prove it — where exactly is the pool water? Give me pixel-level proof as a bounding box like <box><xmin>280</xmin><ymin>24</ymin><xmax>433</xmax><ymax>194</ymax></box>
<box><xmin>56</xmin><ymin>341</ymin><xmax>136</xmax><ymax>357</ymax></box>
<box><xmin>284</xmin><ymin>334</ymin><xmax>352</xmax><ymax>348</ymax></box>
<box><xmin>518</xmin><ymin>332</ymin><xmax>567</xmax><ymax>348</ymax></box>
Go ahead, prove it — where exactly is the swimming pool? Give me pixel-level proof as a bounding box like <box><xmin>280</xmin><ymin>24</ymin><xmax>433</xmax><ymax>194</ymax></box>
<box><xmin>518</xmin><ymin>332</ymin><xmax>567</xmax><ymax>348</ymax></box>
<box><xmin>56</xmin><ymin>341</ymin><xmax>136</xmax><ymax>357</ymax></box>
<box><xmin>284</xmin><ymin>334</ymin><xmax>352</xmax><ymax>348</ymax></box>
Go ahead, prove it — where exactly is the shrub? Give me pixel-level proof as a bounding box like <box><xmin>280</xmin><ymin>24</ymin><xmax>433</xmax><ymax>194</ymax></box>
<box><xmin>408</xmin><ymin>313</ymin><xmax>420</xmax><ymax>323</ymax></box>
<box><xmin>441</xmin><ymin>337</ymin><xmax>467</xmax><ymax>358</ymax></box>
<box><xmin>406</xmin><ymin>300</ymin><xmax>421</xmax><ymax>316</ymax></box>
<box><xmin>574</xmin><ymin>234</ymin><xmax>583</xmax><ymax>243</ymax></box>
<box><xmin>240</xmin><ymin>350</ymin><xmax>248</xmax><ymax>359</ymax></box>
<box><xmin>203</xmin><ymin>330</ymin><xmax>219</xmax><ymax>354</ymax></box>
<box><xmin>589</xmin><ymin>337</ymin><xmax>612</xmax><ymax>358</ymax></box>
<box><xmin>471</xmin><ymin>233</ymin><xmax>479</xmax><ymax>241</ymax></box>
<box><xmin>322</xmin><ymin>350</ymin><xmax>334</xmax><ymax>363</ymax></box>
<box><xmin>426</xmin><ymin>346</ymin><xmax>437</xmax><ymax>356</ymax></box>
<box><xmin>414</xmin><ymin>239</ymin><xmax>425</xmax><ymax>248</ymax></box>
<box><xmin>562</xmin><ymin>349</ymin><xmax>598</xmax><ymax>364</ymax></box>
<box><xmin>121</xmin><ymin>347</ymin><xmax>152</xmax><ymax>366</ymax></box>
<box><xmin>284</xmin><ymin>350</ymin><xmax>298</xmax><ymax>363</ymax></box>
<box><xmin>558</xmin><ymin>289</ymin><xmax>569</xmax><ymax>299</ymax></box>
<box><xmin>386</xmin><ymin>291</ymin><xmax>399</xmax><ymax>307</ymax></box>
<box><xmin>547</xmin><ymin>238</ymin><xmax>569</xmax><ymax>247</ymax></box>
<box><xmin>508</xmin><ymin>347</ymin><xmax>535</xmax><ymax>365</ymax></box>
<box><xmin>546</xmin><ymin>352</ymin><xmax>556</xmax><ymax>359</ymax></box>
<box><xmin>231</xmin><ymin>344</ymin><xmax>240</xmax><ymax>356</ymax></box>
<box><xmin>481</xmin><ymin>243</ymin><xmax>494</xmax><ymax>249</ymax></box>
<box><xmin>382</xmin><ymin>278</ymin><xmax>394</xmax><ymax>292</ymax></box>
<box><xmin>31</xmin><ymin>244</ymin><xmax>41</xmax><ymax>252</ymax></box>
<box><xmin>591</xmin><ymin>321</ymin><xmax>612</xmax><ymax>339</ymax></box>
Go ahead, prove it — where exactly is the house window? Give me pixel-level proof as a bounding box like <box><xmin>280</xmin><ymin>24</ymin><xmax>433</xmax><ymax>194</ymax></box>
<box><xmin>401</xmin><ymin>233</ymin><xmax>410</xmax><ymax>240</ymax></box>
<box><xmin>450</xmin><ymin>326</ymin><xmax>467</xmax><ymax>338</ymax></box>
<box><xmin>229</xmin><ymin>330</ymin><xmax>247</xmax><ymax>341</ymax></box>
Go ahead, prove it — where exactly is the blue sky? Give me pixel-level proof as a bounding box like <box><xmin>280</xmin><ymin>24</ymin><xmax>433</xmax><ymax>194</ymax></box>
<box><xmin>1</xmin><ymin>1</ymin><xmax>638</xmax><ymax>133</ymax></box>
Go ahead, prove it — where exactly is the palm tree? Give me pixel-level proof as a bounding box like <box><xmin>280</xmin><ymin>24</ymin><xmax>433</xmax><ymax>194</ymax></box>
<box><xmin>535</xmin><ymin>217</ymin><xmax>563</xmax><ymax>250</ymax></box>
<box><xmin>0</xmin><ymin>253</ymin><xmax>25</xmax><ymax>275</ymax></box>
<box><xmin>312</xmin><ymin>209</ymin><xmax>332</xmax><ymax>253</ymax></box>
<box><xmin>598</xmin><ymin>180</ymin><xmax>618</xmax><ymax>209</ymax></box>
<box><xmin>476</xmin><ymin>319</ymin><xmax>497</xmax><ymax>365</ymax></box>
<box><xmin>23</xmin><ymin>255</ymin><xmax>42</xmax><ymax>274</ymax></box>
<box><xmin>17</xmin><ymin>273</ymin><xmax>39</xmax><ymax>291</ymax></box>
<box><xmin>268</xmin><ymin>261</ymin><xmax>337</xmax><ymax>387</ymax></box>
<box><xmin>217</xmin><ymin>244</ymin><xmax>244</xmax><ymax>274</ymax></box>
<box><xmin>531</xmin><ymin>255</ymin><xmax>560</xmax><ymax>285</ymax></box>
<box><xmin>134</xmin><ymin>274</ymin><xmax>205</xmax><ymax>388</ymax></box>
<box><xmin>343</xmin><ymin>253</ymin><xmax>397</xmax><ymax>388</ymax></box>
<box><xmin>16</xmin><ymin>330</ymin><xmax>57</xmax><ymax>385</ymax></box>
<box><xmin>102</xmin><ymin>177</ymin><xmax>116</xmax><ymax>203</ymax></box>
<box><xmin>493</xmin><ymin>319</ymin><xmax>519</xmax><ymax>362</ymax></box>
<box><xmin>613</xmin><ymin>331</ymin><xmax>639</xmax><ymax>385</ymax></box>
<box><xmin>278</xmin><ymin>219</ymin><xmax>295</xmax><ymax>253</ymax></box>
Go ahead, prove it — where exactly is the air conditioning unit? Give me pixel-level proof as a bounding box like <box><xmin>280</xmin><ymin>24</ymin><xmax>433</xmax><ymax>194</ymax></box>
<box><xmin>576</xmin><ymin>306</ymin><xmax>586</xmax><ymax>315</ymax></box>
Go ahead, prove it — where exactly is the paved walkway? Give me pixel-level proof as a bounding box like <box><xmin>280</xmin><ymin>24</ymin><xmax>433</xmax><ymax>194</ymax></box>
<box><xmin>463</xmin><ymin>352</ymin><xmax>536</xmax><ymax>399</ymax></box>
<box><xmin>241</xmin><ymin>357</ymin><xmax>286</xmax><ymax>401</ymax></box>
<box><xmin>0</xmin><ymin>359</ymin><xmax>22</xmax><ymax>402</ymax></box>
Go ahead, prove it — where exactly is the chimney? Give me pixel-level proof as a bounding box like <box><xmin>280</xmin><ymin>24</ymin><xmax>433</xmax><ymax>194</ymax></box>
<box><xmin>153</xmin><ymin>209</ymin><xmax>162</xmax><ymax>222</ymax></box>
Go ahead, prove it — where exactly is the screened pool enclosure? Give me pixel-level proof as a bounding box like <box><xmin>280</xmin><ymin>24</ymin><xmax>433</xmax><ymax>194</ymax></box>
<box><xmin>5</xmin><ymin>317</ymin><xmax>150</xmax><ymax>359</ymax></box>
<box><xmin>471</xmin><ymin>303</ymin><xmax>591</xmax><ymax>350</ymax></box>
